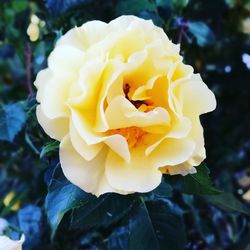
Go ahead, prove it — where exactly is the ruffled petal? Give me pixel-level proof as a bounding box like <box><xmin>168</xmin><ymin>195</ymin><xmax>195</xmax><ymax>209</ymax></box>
<box><xmin>105</xmin><ymin>146</ymin><xmax>162</xmax><ymax>192</ymax></box>
<box><xmin>48</xmin><ymin>45</ymin><xmax>85</xmax><ymax>80</ymax></box>
<box><xmin>36</xmin><ymin>105</ymin><xmax>68</xmax><ymax>141</ymax></box>
<box><xmin>105</xmin><ymin>95</ymin><xmax>170</xmax><ymax>129</ymax></box>
<box><xmin>71</xmin><ymin>109</ymin><xmax>103</xmax><ymax>145</ymax></box>
<box><xmin>60</xmin><ymin>135</ymin><xmax>115</xmax><ymax>196</ymax></box>
<box><xmin>70</xmin><ymin>120</ymin><xmax>103</xmax><ymax>161</ymax></box>
<box><xmin>57</xmin><ymin>21</ymin><xmax>108</xmax><ymax>50</ymax></box>
<box><xmin>180</xmin><ymin>74</ymin><xmax>217</xmax><ymax>117</ymax></box>
<box><xmin>161</xmin><ymin>162</ymin><xmax>197</xmax><ymax>176</ymax></box>
<box><xmin>104</xmin><ymin>135</ymin><xmax>130</xmax><ymax>162</ymax></box>
<box><xmin>68</xmin><ymin>55</ymin><xmax>106</xmax><ymax>109</ymax></box>
<box><xmin>41</xmin><ymin>76</ymin><xmax>70</xmax><ymax>119</ymax></box>
<box><xmin>34</xmin><ymin>68</ymin><xmax>52</xmax><ymax>102</ymax></box>
<box><xmin>149</xmin><ymin>138</ymin><xmax>195</xmax><ymax>167</ymax></box>
<box><xmin>145</xmin><ymin>116</ymin><xmax>191</xmax><ymax>155</ymax></box>
<box><xmin>94</xmin><ymin>59</ymin><xmax>125</xmax><ymax>132</ymax></box>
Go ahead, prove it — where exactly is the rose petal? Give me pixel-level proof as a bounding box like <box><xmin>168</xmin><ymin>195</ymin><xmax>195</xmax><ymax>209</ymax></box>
<box><xmin>71</xmin><ymin>109</ymin><xmax>103</xmax><ymax>145</ymax></box>
<box><xmin>161</xmin><ymin>163</ymin><xmax>197</xmax><ymax>176</ymax></box>
<box><xmin>94</xmin><ymin>59</ymin><xmax>125</xmax><ymax>132</ymax></box>
<box><xmin>105</xmin><ymin>95</ymin><xmax>170</xmax><ymax>129</ymax></box>
<box><xmin>41</xmin><ymin>76</ymin><xmax>70</xmax><ymax>119</ymax></box>
<box><xmin>105</xmin><ymin>146</ymin><xmax>162</xmax><ymax>192</ymax></box>
<box><xmin>181</xmin><ymin>74</ymin><xmax>217</xmax><ymax>116</ymax></box>
<box><xmin>149</xmin><ymin>138</ymin><xmax>195</xmax><ymax>167</ymax></box>
<box><xmin>71</xmin><ymin>109</ymin><xmax>130</xmax><ymax>162</ymax></box>
<box><xmin>60</xmin><ymin>135</ymin><xmax>115</xmax><ymax>196</ymax></box>
<box><xmin>145</xmin><ymin>116</ymin><xmax>191</xmax><ymax>155</ymax></box>
<box><xmin>57</xmin><ymin>21</ymin><xmax>108</xmax><ymax>50</ymax></box>
<box><xmin>70</xmin><ymin>120</ymin><xmax>103</xmax><ymax>161</ymax></box>
<box><xmin>34</xmin><ymin>68</ymin><xmax>51</xmax><ymax>102</ymax></box>
<box><xmin>36</xmin><ymin>105</ymin><xmax>68</xmax><ymax>141</ymax></box>
<box><xmin>104</xmin><ymin>135</ymin><xmax>130</xmax><ymax>162</ymax></box>
<box><xmin>48</xmin><ymin>45</ymin><xmax>84</xmax><ymax>79</ymax></box>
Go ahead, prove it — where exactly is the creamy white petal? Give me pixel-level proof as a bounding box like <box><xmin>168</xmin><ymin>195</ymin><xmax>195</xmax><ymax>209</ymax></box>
<box><xmin>69</xmin><ymin>120</ymin><xmax>103</xmax><ymax>161</ymax></box>
<box><xmin>68</xmin><ymin>55</ymin><xmax>106</xmax><ymax>109</ymax></box>
<box><xmin>0</xmin><ymin>234</ymin><xmax>25</xmax><ymax>250</ymax></box>
<box><xmin>105</xmin><ymin>95</ymin><xmax>170</xmax><ymax>129</ymax></box>
<box><xmin>57</xmin><ymin>21</ymin><xmax>108</xmax><ymax>50</ymax></box>
<box><xmin>150</xmin><ymin>138</ymin><xmax>195</xmax><ymax>167</ymax></box>
<box><xmin>94</xmin><ymin>59</ymin><xmax>125</xmax><ymax>132</ymax></box>
<box><xmin>41</xmin><ymin>76</ymin><xmax>70</xmax><ymax>119</ymax></box>
<box><xmin>163</xmin><ymin>163</ymin><xmax>197</xmax><ymax>176</ymax></box>
<box><xmin>34</xmin><ymin>68</ymin><xmax>52</xmax><ymax>102</ymax></box>
<box><xmin>71</xmin><ymin>109</ymin><xmax>130</xmax><ymax>162</ymax></box>
<box><xmin>145</xmin><ymin>116</ymin><xmax>191</xmax><ymax>155</ymax></box>
<box><xmin>48</xmin><ymin>45</ymin><xmax>84</xmax><ymax>79</ymax></box>
<box><xmin>104</xmin><ymin>135</ymin><xmax>130</xmax><ymax>162</ymax></box>
<box><xmin>36</xmin><ymin>105</ymin><xmax>68</xmax><ymax>141</ymax></box>
<box><xmin>168</xmin><ymin>62</ymin><xmax>193</xmax><ymax>83</ymax></box>
<box><xmin>181</xmin><ymin>74</ymin><xmax>217</xmax><ymax>116</ymax></box>
<box><xmin>71</xmin><ymin>109</ymin><xmax>103</xmax><ymax>145</ymax></box>
<box><xmin>60</xmin><ymin>135</ymin><xmax>115</xmax><ymax>196</ymax></box>
<box><xmin>105</xmin><ymin>147</ymin><xmax>162</xmax><ymax>193</ymax></box>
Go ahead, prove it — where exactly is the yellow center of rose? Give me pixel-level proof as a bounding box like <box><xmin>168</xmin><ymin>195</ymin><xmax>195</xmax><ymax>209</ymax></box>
<box><xmin>105</xmin><ymin>83</ymin><xmax>151</xmax><ymax>148</ymax></box>
<box><xmin>107</xmin><ymin>126</ymin><xmax>147</xmax><ymax>148</ymax></box>
<box><xmin>123</xmin><ymin>83</ymin><xmax>155</xmax><ymax>111</ymax></box>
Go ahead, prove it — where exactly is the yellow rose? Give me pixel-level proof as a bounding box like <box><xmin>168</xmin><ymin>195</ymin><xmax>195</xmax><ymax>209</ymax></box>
<box><xmin>34</xmin><ymin>16</ymin><xmax>216</xmax><ymax>196</ymax></box>
<box><xmin>0</xmin><ymin>234</ymin><xmax>25</xmax><ymax>250</ymax></box>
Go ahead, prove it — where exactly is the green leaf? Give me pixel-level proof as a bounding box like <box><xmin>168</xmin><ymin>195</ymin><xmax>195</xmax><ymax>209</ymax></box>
<box><xmin>0</xmin><ymin>103</ymin><xmax>26</xmax><ymax>142</ymax></box>
<box><xmin>152</xmin><ymin>181</ymin><xmax>173</xmax><ymax>198</ymax></box>
<box><xmin>204</xmin><ymin>193</ymin><xmax>250</xmax><ymax>215</ymax></box>
<box><xmin>40</xmin><ymin>141</ymin><xmax>59</xmax><ymax>159</ymax></box>
<box><xmin>156</xmin><ymin>0</ymin><xmax>188</xmax><ymax>10</ymax></box>
<box><xmin>12</xmin><ymin>0</ymin><xmax>28</xmax><ymax>12</ymax></box>
<box><xmin>46</xmin><ymin>0</ymin><xmax>93</xmax><ymax>15</ymax></box>
<box><xmin>188</xmin><ymin>21</ymin><xmax>215</xmax><ymax>47</ymax></box>
<box><xmin>173</xmin><ymin>0</ymin><xmax>189</xmax><ymax>9</ymax></box>
<box><xmin>224</xmin><ymin>0</ymin><xmax>237</xmax><ymax>8</ymax></box>
<box><xmin>165</xmin><ymin>164</ymin><xmax>222</xmax><ymax>195</ymax></box>
<box><xmin>129</xmin><ymin>199</ymin><xmax>186</xmax><ymax>250</ymax></box>
<box><xmin>71</xmin><ymin>194</ymin><xmax>137</xmax><ymax>229</ymax></box>
<box><xmin>45</xmin><ymin>177</ymin><xmax>91</xmax><ymax>238</ymax></box>
<box><xmin>106</xmin><ymin>226</ymin><xmax>129</xmax><ymax>250</ymax></box>
<box><xmin>156</xmin><ymin>0</ymin><xmax>172</xmax><ymax>8</ymax></box>
<box><xmin>115</xmin><ymin>0</ymin><xmax>156</xmax><ymax>16</ymax></box>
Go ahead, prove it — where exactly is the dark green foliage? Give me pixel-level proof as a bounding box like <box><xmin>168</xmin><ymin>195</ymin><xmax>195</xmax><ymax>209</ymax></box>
<box><xmin>45</xmin><ymin>173</ymin><xmax>90</xmax><ymax>238</ymax></box>
<box><xmin>17</xmin><ymin>205</ymin><xmax>42</xmax><ymax>249</ymax></box>
<box><xmin>0</xmin><ymin>103</ymin><xmax>26</xmax><ymax>142</ymax></box>
<box><xmin>46</xmin><ymin>0</ymin><xmax>93</xmax><ymax>15</ymax></box>
<box><xmin>204</xmin><ymin>193</ymin><xmax>250</xmax><ymax>215</ymax></box>
<box><xmin>71</xmin><ymin>194</ymin><xmax>137</xmax><ymax>229</ymax></box>
<box><xmin>40</xmin><ymin>141</ymin><xmax>59</xmax><ymax>159</ymax></box>
<box><xmin>165</xmin><ymin>164</ymin><xmax>222</xmax><ymax>195</ymax></box>
<box><xmin>128</xmin><ymin>199</ymin><xmax>186</xmax><ymax>250</ymax></box>
<box><xmin>188</xmin><ymin>21</ymin><xmax>215</xmax><ymax>47</ymax></box>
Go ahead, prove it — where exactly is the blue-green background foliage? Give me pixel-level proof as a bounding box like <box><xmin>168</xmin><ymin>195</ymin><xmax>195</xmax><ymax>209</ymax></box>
<box><xmin>0</xmin><ymin>0</ymin><xmax>250</xmax><ymax>249</ymax></box>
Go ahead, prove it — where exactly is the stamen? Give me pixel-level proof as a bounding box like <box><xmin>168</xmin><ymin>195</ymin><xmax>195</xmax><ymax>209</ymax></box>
<box><xmin>107</xmin><ymin>126</ymin><xmax>147</xmax><ymax>148</ymax></box>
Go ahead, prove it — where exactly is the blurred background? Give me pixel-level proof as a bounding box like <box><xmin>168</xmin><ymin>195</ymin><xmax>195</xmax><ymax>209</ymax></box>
<box><xmin>0</xmin><ymin>0</ymin><xmax>250</xmax><ymax>249</ymax></box>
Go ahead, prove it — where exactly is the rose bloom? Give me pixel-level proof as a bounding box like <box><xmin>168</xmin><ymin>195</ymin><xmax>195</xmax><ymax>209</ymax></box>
<box><xmin>0</xmin><ymin>234</ymin><xmax>24</xmax><ymax>250</ymax></box>
<box><xmin>35</xmin><ymin>16</ymin><xmax>216</xmax><ymax>196</ymax></box>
